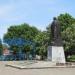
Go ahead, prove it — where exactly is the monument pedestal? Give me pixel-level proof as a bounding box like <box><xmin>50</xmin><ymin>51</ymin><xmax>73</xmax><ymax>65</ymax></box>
<box><xmin>47</xmin><ymin>46</ymin><xmax>66</xmax><ymax>63</ymax></box>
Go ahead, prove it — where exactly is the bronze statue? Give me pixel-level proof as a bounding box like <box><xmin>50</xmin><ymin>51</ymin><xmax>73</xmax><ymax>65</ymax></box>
<box><xmin>51</xmin><ymin>17</ymin><xmax>62</xmax><ymax>46</ymax></box>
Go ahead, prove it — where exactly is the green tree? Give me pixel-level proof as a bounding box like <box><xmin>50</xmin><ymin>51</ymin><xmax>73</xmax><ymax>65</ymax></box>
<box><xmin>10</xmin><ymin>45</ymin><xmax>19</xmax><ymax>54</ymax></box>
<box><xmin>0</xmin><ymin>39</ymin><xmax>3</xmax><ymax>55</ymax></box>
<box><xmin>46</xmin><ymin>13</ymin><xmax>75</xmax><ymax>59</ymax></box>
<box><xmin>62</xmin><ymin>24</ymin><xmax>75</xmax><ymax>51</ymax></box>
<box><xmin>4</xmin><ymin>23</ymin><xmax>39</xmax><ymax>40</ymax></box>
<box><xmin>34</xmin><ymin>31</ymin><xmax>48</xmax><ymax>59</ymax></box>
<box><xmin>3</xmin><ymin>23</ymin><xmax>39</xmax><ymax>53</ymax></box>
<box><xmin>23</xmin><ymin>45</ymin><xmax>32</xmax><ymax>59</ymax></box>
<box><xmin>58</xmin><ymin>13</ymin><xmax>75</xmax><ymax>51</ymax></box>
<box><xmin>58</xmin><ymin>13</ymin><xmax>75</xmax><ymax>32</ymax></box>
<box><xmin>46</xmin><ymin>24</ymin><xmax>52</xmax><ymax>45</ymax></box>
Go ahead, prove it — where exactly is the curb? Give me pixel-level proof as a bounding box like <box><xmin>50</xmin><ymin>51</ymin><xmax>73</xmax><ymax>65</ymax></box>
<box><xmin>6</xmin><ymin>64</ymin><xmax>75</xmax><ymax>69</ymax></box>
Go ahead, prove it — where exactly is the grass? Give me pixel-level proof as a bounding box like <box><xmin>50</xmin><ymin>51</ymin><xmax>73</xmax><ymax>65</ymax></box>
<box><xmin>67</xmin><ymin>55</ymin><xmax>75</xmax><ymax>62</ymax></box>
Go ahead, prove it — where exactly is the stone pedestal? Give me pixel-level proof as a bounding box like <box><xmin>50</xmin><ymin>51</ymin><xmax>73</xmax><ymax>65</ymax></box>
<box><xmin>47</xmin><ymin>46</ymin><xmax>66</xmax><ymax>63</ymax></box>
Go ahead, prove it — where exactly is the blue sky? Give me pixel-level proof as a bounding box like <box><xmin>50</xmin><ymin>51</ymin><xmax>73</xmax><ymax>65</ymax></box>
<box><xmin>0</xmin><ymin>0</ymin><xmax>75</xmax><ymax>39</ymax></box>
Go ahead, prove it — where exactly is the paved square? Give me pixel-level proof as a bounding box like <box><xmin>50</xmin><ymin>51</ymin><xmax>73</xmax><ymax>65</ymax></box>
<box><xmin>0</xmin><ymin>61</ymin><xmax>75</xmax><ymax>75</ymax></box>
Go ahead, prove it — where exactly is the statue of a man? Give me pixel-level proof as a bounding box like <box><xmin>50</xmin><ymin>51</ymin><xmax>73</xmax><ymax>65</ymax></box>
<box><xmin>51</xmin><ymin>17</ymin><xmax>62</xmax><ymax>46</ymax></box>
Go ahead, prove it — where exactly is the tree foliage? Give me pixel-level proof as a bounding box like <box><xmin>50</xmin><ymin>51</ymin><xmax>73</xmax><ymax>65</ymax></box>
<box><xmin>34</xmin><ymin>31</ymin><xmax>48</xmax><ymax>59</ymax></box>
<box><xmin>3</xmin><ymin>23</ymin><xmax>39</xmax><ymax>55</ymax></box>
<box><xmin>4</xmin><ymin>23</ymin><xmax>39</xmax><ymax>41</ymax></box>
<box><xmin>46</xmin><ymin>13</ymin><xmax>75</xmax><ymax>54</ymax></box>
<box><xmin>3</xmin><ymin>13</ymin><xmax>75</xmax><ymax>60</ymax></box>
<box><xmin>57</xmin><ymin>13</ymin><xmax>75</xmax><ymax>51</ymax></box>
<box><xmin>0</xmin><ymin>39</ymin><xmax>3</xmax><ymax>55</ymax></box>
<box><xmin>58</xmin><ymin>13</ymin><xmax>75</xmax><ymax>32</ymax></box>
<box><xmin>62</xmin><ymin>24</ymin><xmax>75</xmax><ymax>51</ymax></box>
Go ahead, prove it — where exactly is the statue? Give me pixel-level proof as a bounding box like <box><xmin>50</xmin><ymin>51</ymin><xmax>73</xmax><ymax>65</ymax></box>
<box><xmin>47</xmin><ymin>17</ymin><xmax>65</xmax><ymax>63</ymax></box>
<box><xmin>51</xmin><ymin>17</ymin><xmax>62</xmax><ymax>46</ymax></box>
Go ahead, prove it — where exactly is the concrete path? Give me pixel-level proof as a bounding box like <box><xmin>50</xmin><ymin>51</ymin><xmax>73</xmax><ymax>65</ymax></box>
<box><xmin>6</xmin><ymin>61</ymin><xmax>56</xmax><ymax>69</ymax></box>
<box><xmin>0</xmin><ymin>61</ymin><xmax>75</xmax><ymax>75</ymax></box>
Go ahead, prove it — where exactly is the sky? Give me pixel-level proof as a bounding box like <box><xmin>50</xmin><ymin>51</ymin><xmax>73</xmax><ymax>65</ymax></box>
<box><xmin>0</xmin><ymin>0</ymin><xmax>75</xmax><ymax>39</ymax></box>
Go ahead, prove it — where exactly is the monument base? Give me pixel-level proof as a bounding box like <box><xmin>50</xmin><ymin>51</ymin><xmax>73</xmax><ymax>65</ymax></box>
<box><xmin>47</xmin><ymin>46</ymin><xmax>66</xmax><ymax>63</ymax></box>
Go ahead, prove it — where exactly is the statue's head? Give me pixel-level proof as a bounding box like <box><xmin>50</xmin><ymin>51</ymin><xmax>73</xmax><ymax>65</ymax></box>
<box><xmin>53</xmin><ymin>17</ymin><xmax>57</xmax><ymax>20</ymax></box>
